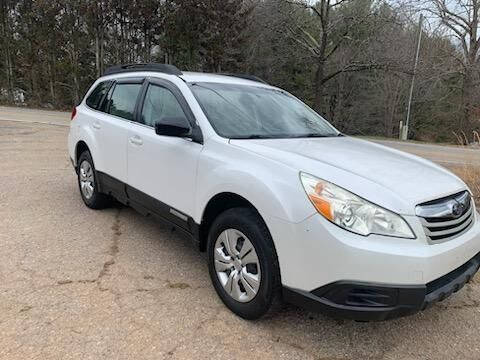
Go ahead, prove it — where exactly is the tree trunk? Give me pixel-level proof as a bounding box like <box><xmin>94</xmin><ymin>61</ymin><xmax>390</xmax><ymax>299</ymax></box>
<box><xmin>461</xmin><ymin>65</ymin><xmax>477</xmax><ymax>140</ymax></box>
<box><xmin>95</xmin><ymin>31</ymin><xmax>101</xmax><ymax>78</ymax></box>
<box><xmin>1</xmin><ymin>0</ymin><xmax>15</xmax><ymax>103</ymax></box>
<box><xmin>48</xmin><ymin>58</ymin><xmax>56</xmax><ymax>105</ymax></box>
<box><xmin>4</xmin><ymin>42</ymin><xmax>14</xmax><ymax>103</ymax></box>
<box><xmin>29</xmin><ymin>42</ymin><xmax>37</xmax><ymax>104</ymax></box>
<box><xmin>314</xmin><ymin>59</ymin><xmax>326</xmax><ymax>113</ymax></box>
<box><xmin>100</xmin><ymin>28</ymin><xmax>104</xmax><ymax>75</ymax></box>
<box><xmin>72</xmin><ymin>50</ymin><xmax>80</xmax><ymax>105</ymax></box>
<box><xmin>69</xmin><ymin>44</ymin><xmax>80</xmax><ymax>105</ymax></box>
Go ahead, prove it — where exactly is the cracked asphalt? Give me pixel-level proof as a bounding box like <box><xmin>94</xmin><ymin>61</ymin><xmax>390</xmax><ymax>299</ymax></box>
<box><xmin>1</xmin><ymin>107</ymin><xmax>480</xmax><ymax>359</ymax></box>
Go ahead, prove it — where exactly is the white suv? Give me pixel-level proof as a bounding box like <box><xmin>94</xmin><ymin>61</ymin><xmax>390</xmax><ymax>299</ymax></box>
<box><xmin>68</xmin><ymin>64</ymin><xmax>480</xmax><ymax>321</ymax></box>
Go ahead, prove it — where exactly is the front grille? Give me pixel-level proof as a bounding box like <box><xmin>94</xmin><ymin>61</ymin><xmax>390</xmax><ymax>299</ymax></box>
<box><xmin>416</xmin><ymin>191</ymin><xmax>475</xmax><ymax>242</ymax></box>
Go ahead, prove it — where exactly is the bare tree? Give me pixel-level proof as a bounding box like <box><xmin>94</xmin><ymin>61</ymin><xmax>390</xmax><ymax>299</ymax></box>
<box><xmin>281</xmin><ymin>0</ymin><xmax>387</xmax><ymax>111</ymax></box>
<box><xmin>420</xmin><ymin>0</ymin><xmax>480</xmax><ymax>138</ymax></box>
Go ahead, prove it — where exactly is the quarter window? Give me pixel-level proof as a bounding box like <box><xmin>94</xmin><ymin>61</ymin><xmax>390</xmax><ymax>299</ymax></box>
<box><xmin>141</xmin><ymin>85</ymin><xmax>187</xmax><ymax>127</ymax></box>
<box><xmin>108</xmin><ymin>83</ymin><xmax>142</xmax><ymax>121</ymax></box>
<box><xmin>86</xmin><ymin>81</ymin><xmax>112</xmax><ymax>110</ymax></box>
<box><xmin>99</xmin><ymin>83</ymin><xmax>115</xmax><ymax>113</ymax></box>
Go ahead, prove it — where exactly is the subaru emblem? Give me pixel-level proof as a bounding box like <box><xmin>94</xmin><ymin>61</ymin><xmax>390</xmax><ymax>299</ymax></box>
<box><xmin>451</xmin><ymin>202</ymin><xmax>464</xmax><ymax>218</ymax></box>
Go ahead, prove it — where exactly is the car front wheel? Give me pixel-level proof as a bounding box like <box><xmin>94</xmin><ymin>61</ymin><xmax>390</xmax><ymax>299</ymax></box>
<box><xmin>207</xmin><ymin>207</ymin><xmax>280</xmax><ymax>319</ymax></box>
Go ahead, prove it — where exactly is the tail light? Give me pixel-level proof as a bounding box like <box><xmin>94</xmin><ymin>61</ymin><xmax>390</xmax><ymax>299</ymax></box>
<box><xmin>71</xmin><ymin>106</ymin><xmax>77</xmax><ymax>120</ymax></box>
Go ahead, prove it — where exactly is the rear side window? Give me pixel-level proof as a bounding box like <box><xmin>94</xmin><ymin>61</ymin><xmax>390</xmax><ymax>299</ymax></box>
<box><xmin>141</xmin><ymin>85</ymin><xmax>187</xmax><ymax>127</ymax></box>
<box><xmin>108</xmin><ymin>83</ymin><xmax>142</xmax><ymax>121</ymax></box>
<box><xmin>86</xmin><ymin>81</ymin><xmax>112</xmax><ymax>110</ymax></box>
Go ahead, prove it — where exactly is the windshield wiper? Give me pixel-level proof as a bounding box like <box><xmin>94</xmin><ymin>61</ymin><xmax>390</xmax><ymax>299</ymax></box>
<box><xmin>232</xmin><ymin>133</ymin><xmax>339</xmax><ymax>139</ymax></box>
<box><xmin>232</xmin><ymin>134</ymin><xmax>276</xmax><ymax>139</ymax></box>
<box><xmin>289</xmin><ymin>133</ymin><xmax>336</xmax><ymax>138</ymax></box>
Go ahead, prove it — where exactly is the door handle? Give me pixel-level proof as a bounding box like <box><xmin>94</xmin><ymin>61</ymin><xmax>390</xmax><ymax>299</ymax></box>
<box><xmin>129</xmin><ymin>136</ymin><xmax>143</xmax><ymax>146</ymax></box>
<box><xmin>92</xmin><ymin>121</ymin><xmax>101</xmax><ymax>130</ymax></box>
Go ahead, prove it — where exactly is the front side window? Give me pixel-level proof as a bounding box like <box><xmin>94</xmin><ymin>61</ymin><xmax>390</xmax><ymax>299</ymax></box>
<box><xmin>190</xmin><ymin>83</ymin><xmax>339</xmax><ymax>139</ymax></box>
<box><xmin>86</xmin><ymin>81</ymin><xmax>112</xmax><ymax>110</ymax></box>
<box><xmin>108</xmin><ymin>83</ymin><xmax>142</xmax><ymax>121</ymax></box>
<box><xmin>141</xmin><ymin>84</ymin><xmax>187</xmax><ymax>127</ymax></box>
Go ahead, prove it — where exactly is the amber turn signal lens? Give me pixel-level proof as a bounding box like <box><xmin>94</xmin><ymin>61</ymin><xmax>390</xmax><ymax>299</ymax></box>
<box><xmin>309</xmin><ymin>194</ymin><xmax>333</xmax><ymax>221</ymax></box>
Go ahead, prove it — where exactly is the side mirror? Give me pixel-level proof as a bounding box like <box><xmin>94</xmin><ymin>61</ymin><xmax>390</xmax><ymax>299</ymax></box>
<box><xmin>155</xmin><ymin>117</ymin><xmax>191</xmax><ymax>137</ymax></box>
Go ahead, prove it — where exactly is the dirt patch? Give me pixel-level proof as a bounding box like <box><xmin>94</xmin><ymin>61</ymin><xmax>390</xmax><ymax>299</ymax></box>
<box><xmin>19</xmin><ymin>305</ymin><xmax>33</xmax><ymax>313</ymax></box>
<box><xmin>166</xmin><ymin>281</ymin><xmax>191</xmax><ymax>289</ymax></box>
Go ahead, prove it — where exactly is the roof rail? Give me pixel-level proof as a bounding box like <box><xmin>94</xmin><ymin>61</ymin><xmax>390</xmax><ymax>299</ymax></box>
<box><xmin>103</xmin><ymin>63</ymin><xmax>183</xmax><ymax>76</ymax></box>
<box><xmin>217</xmin><ymin>73</ymin><xmax>269</xmax><ymax>85</ymax></box>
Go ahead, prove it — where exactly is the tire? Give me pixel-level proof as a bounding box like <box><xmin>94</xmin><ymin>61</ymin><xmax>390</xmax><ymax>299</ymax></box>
<box><xmin>77</xmin><ymin>150</ymin><xmax>111</xmax><ymax>209</ymax></box>
<box><xmin>207</xmin><ymin>207</ymin><xmax>281</xmax><ymax>320</ymax></box>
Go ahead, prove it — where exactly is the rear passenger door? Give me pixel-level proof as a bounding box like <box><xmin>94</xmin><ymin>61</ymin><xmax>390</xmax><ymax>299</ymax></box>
<box><xmin>92</xmin><ymin>78</ymin><xmax>143</xmax><ymax>199</ymax></box>
<box><xmin>126</xmin><ymin>78</ymin><xmax>203</xmax><ymax>224</ymax></box>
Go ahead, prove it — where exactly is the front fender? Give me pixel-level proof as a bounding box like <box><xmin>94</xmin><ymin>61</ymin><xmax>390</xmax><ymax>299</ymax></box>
<box><xmin>194</xmin><ymin>141</ymin><xmax>315</xmax><ymax>224</ymax></box>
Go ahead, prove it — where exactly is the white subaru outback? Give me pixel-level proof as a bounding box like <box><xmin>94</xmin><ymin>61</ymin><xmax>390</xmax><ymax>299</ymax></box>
<box><xmin>68</xmin><ymin>64</ymin><xmax>480</xmax><ymax>321</ymax></box>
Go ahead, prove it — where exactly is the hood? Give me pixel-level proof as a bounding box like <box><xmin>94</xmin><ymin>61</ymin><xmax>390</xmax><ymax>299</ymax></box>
<box><xmin>230</xmin><ymin>136</ymin><xmax>467</xmax><ymax>215</ymax></box>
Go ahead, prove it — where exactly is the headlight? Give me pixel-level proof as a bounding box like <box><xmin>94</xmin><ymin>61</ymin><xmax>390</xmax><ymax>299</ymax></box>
<box><xmin>300</xmin><ymin>173</ymin><xmax>415</xmax><ymax>239</ymax></box>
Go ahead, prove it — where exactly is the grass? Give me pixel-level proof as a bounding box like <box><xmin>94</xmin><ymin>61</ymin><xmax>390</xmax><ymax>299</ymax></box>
<box><xmin>450</xmin><ymin>165</ymin><xmax>480</xmax><ymax>206</ymax></box>
<box><xmin>447</xmin><ymin>132</ymin><xmax>480</xmax><ymax>206</ymax></box>
<box><xmin>451</xmin><ymin>131</ymin><xmax>480</xmax><ymax>206</ymax></box>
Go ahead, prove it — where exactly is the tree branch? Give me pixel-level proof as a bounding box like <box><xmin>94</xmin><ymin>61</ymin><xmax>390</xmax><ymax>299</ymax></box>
<box><xmin>285</xmin><ymin>0</ymin><xmax>323</xmax><ymax>19</ymax></box>
<box><xmin>321</xmin><ymin>63</ymin><xmax>393</xmax><ymax>85</ymax></box>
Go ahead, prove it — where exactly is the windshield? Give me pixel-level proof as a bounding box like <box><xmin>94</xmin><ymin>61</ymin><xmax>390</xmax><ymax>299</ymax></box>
<box><xmin>190</xmin><ymin>83</ymin><xmax>339</xmax><ymax>139</ymax></box>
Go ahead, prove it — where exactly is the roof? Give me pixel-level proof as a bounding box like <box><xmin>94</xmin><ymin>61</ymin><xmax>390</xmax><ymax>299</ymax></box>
<box><xmin>180</xmin><ymin>72</ymin><xmax>272</xmax><ymax>87</ymax></box>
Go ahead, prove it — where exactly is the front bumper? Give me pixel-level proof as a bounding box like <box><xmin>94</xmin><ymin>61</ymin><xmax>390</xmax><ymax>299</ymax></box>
<box><xmin>284</xmin><ymin>251</ymin><xmax>480</xmax><ymax>321</ymax></box>
<box><xmin>265</xmin><ymin>212</ymin><xmax>480</xmax><ymax>292</ymax></box>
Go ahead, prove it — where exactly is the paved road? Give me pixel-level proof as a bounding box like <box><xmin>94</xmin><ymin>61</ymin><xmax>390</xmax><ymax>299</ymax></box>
<box><xmin>1</xmin><ymin>107</ymin><xmax>480</xmax><ymax>359</ymax></box>
<box><xmin>372</xmin><ymin>139</ymin><xmax>479</xmax><ymax>167</ymax></box>
<box><xmin>0</xmin><ymin>106</ymin><xmax>70</xmax><ymax>127</ymax></box>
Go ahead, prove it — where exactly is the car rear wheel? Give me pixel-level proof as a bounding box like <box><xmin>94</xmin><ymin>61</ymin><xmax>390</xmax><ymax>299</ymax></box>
<box><xmin>207</xmin><ymin>207</ymin><xmax>280</xmax><ymax>319</ymax></box>
<box><xmin>77</xmin><ymin>151</ymin><xmax>111</xmax><ymax>209</ymax></box>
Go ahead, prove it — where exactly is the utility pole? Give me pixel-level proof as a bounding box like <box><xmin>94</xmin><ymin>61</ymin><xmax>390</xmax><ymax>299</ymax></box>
<box><xmin>403</xmin><ymin>14</ymin><xmax>423</xmax><ymax>141</ymax></box>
